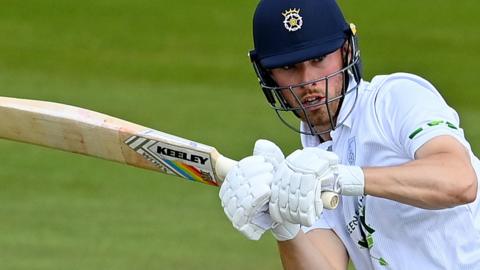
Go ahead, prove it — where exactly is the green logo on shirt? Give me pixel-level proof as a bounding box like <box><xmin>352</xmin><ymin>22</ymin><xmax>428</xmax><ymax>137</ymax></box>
<box><xmin>349</xmin><ymin>196</ymin><xmax>390</xmax><ymax>267</ymax></box>
<box><xmin>408</xmin><ymin>120</ymin><xmax>458</xmax><ymax>139</ymax></box>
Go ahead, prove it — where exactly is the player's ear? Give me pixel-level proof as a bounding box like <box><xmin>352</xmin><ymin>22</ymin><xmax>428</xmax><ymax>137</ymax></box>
<box><xmin>342</xmin><ymin>40</ymin><xmax>351</xmax><ymax>62</ymax></box>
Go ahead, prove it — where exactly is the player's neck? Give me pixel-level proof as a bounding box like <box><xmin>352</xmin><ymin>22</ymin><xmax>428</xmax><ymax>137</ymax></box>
<box><xmin>312</xmin><ymin>123</ymin><xmax>333</xmax><ymax>142</ymax></box>
<box><xmin>320</xmin><ymin>133</ymin><xmax>332</xmax><ymax>142</ymax></box>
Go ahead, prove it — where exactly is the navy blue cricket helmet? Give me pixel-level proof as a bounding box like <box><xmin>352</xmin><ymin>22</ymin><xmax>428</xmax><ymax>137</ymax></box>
<box><xmin>249</xmin><ymin>0</ymin><xmax>362</xmax><ymax>137</ymax></box>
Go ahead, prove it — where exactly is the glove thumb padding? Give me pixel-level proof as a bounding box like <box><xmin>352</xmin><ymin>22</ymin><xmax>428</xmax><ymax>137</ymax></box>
<box><xmin>253</xmin><ymin>139</ymin><xmax>285</xmax><ymax>170</ymax></box>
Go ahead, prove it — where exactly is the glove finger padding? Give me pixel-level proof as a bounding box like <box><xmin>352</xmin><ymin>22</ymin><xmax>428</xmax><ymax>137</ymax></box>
<box><xmin>269</xmin><ymin>163</ymin><xmax>287</xmax><ymax>224</ymax></box>
<box><xmin>291</xmin><ymin>148</ymin><xmax>338</xmax><ymax>217</ymax></box>
<box><xmin>270</xmin><ymin>163</ymin><xmax>317</xmax><ymax>226</ymax></box>
<box><xmin>220</xmin><ymin>156</ymin><xmax>273</xmax><ymax>240</ymax></box>
<box><xmin>270</xmin><ymin>147</ymin><xmax>338</xmax><ymax>227</ymax></box>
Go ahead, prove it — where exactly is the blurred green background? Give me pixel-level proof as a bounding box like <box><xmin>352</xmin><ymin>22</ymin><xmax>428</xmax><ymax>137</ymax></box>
<box><xmin>0</xmin><ymin>0</ymin><xmax>478</xmax><ymax>269</ymax></box>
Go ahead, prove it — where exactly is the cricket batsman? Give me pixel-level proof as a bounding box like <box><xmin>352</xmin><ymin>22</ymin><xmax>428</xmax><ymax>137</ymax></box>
<box><xmin>219</xmin><ymin>0</ymin><xmax>480</xmax><ymax>268</ymax></box>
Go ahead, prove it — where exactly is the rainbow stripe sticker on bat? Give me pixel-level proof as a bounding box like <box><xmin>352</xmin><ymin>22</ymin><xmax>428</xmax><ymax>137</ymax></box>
<box><xmin>124</xmin><ymin>134</ymin><xmax>218</xmax><ymax>186</ymax></box>
<box><xmin>161</xmin><ymin>159</ymin><xmax>217</xmax><ymax>186</ymax></box>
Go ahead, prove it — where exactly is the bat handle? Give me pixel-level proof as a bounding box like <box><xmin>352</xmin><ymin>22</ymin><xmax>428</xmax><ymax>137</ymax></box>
<box><xmin>215</xmin><ymin>155</ymin><xmax>237</xmax><ymax>181</ymax></box>
<box><xmin>215</xmin><ymin>155</ymin><xmax>340</xmax><ymax>209</ymax></box>
<box><xmin>321</xmin><ymin>191</ymin><xmax>339</xmax><ymax>210</ymax></box>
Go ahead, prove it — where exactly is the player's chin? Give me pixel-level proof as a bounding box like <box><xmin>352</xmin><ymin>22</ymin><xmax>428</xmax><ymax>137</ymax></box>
<box><xmin>298</xmin><ymin>108</ymin><xmax>331</xmax><ymax>125</ymax></box>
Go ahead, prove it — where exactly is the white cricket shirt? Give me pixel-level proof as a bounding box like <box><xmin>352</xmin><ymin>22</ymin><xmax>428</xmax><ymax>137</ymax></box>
<box><xmin>301</xmin><ymin>73</ymin><xmax>480</xmax><ymax>269</ymax></box>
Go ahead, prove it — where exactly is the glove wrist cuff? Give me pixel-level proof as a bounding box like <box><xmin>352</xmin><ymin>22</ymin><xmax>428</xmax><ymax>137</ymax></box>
<box><xmin>337</xmin><ymin>165</ymin><xmax>365</xmax><ymax>196</ymax></box>
<box><xmin>271</xmin><ymin>223</ymin><xmax>301</xmax><ymax>241</ymax></box>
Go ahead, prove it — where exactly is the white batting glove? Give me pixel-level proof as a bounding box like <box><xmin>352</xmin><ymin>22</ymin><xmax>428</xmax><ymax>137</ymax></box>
<box><xmin>271</xmin><ymin>221</ymin><xmax>301</xmax><ymax>242</ymax></box>
<box><xmin>318</xmin><ymin>154</ymin><xmax>365</xmax><ymax>196</ymax></box>
<box><xmin>219</xmin><ymin>139</ymin><xmax>284</xmax><ymax>240</ymax></box>
<box><xmin>269</xmin><ymin>148</ymin><xmax>338</xmax><ymax>230</ymax></box>
<box><xmin>269</xmin><ymin>147</ymin><xmax>365</xmax><ymax>232</ymax></box>
<box><xmin>335</xmin><ymin>165</ymin><xmax>365</xmax><ymax>196</ymax></box>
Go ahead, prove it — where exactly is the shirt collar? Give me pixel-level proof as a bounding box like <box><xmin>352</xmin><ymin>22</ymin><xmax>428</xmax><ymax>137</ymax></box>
<box><xmin>300</xmin><ymin>121</ymin><xmax>320</xmax><ymax>147</ymax></box>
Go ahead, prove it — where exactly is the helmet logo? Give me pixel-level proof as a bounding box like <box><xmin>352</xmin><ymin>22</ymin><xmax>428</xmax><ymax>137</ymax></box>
<box><xmin>282</xmin><ymin>8</ymin><xmax>303</xmax><ymax>32</ymax></box>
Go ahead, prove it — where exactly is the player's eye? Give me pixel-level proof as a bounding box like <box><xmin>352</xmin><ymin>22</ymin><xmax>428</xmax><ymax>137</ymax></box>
<box><xmin>311</xmin><ymin>56</ymin><xmax>326</xmax><ymax>63</ymax></box>
<box><xmin>281</xmin><ymin>64</ymin><xmax>296</xmax><ymax>70</ymax></box>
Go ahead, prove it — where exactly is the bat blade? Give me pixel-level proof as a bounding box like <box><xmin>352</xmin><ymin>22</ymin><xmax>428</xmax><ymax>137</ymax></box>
<box><xmin>0</xmin><ymin>96</ymin><xmax>338</xmax><ymax>208</ymax></box>
<box><xmin>0</xmin><ymin>96</ymin><xmax>234</xmax><ymax>186</ymax></box>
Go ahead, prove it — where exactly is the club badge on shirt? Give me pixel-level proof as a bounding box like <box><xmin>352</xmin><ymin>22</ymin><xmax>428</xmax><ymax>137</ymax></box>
<box><xmin>347</xmin><ymin>137</ymin><xmax>356</xmax><ymax>165</ymax></box>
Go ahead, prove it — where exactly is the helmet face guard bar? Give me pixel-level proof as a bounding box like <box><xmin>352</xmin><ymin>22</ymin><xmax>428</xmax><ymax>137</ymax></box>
<box><xmin>274</xmin><ymin>80</ymin><xmax>359</xmax><ymax>136</ymax></box>
<box><xmin>249</xmin><ymin>32</ymin><xmax>362</xmax><ymax>136</ymax></box>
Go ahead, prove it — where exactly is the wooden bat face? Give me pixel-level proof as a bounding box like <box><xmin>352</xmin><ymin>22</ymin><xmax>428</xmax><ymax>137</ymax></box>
<box><xmin>0</xmin><ymin>96</ymin><xmax>228</xmax><ymax>186</ymax></box>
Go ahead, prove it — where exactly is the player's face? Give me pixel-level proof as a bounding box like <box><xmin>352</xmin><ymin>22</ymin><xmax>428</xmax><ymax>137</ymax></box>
<box><xmin>269</xmin><ymin>48</ymin><xmax>345</xmax><ymax>133</ymax></box>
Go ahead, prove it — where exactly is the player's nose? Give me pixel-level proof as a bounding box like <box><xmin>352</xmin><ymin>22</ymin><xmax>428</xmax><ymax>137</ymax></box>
<box><xmin>298</xmin><ymin>63</ymin><xmax>322</xmax><ymax>88</ymax></box>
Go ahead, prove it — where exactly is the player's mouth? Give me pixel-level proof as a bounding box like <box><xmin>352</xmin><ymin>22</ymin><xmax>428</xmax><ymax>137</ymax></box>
<box><xmin>302</xmin><ymin>94</ymin><xmax>325</xmax><ymax>111</ymax></box>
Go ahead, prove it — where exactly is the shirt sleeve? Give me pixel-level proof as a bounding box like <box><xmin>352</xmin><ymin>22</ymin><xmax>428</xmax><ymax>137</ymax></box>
<box><xmin>373</xmin><ymin>74</ymin><xmax>465</xmax><ymax>159</ymax></box>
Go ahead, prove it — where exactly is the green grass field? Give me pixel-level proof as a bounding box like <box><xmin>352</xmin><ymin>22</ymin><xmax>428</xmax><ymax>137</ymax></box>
<box><xmin>0</xmin><ymin>0</ymin><xmax>478</xmax><ymax>269</ymax></box>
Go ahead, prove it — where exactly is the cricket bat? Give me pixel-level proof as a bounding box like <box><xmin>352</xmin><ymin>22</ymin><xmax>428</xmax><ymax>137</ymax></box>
<box><xmin>0</xmin><ymin>96</ymin><xmax>339</xmax><ymax>209</ymax></box>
